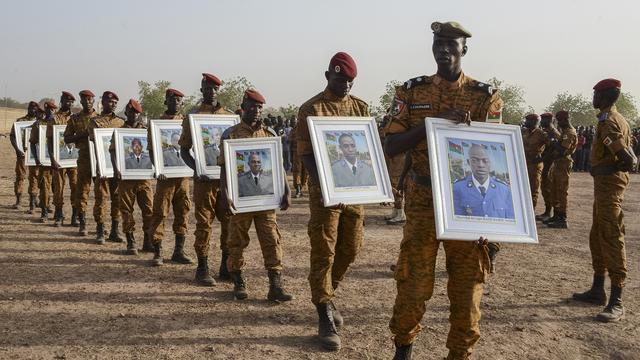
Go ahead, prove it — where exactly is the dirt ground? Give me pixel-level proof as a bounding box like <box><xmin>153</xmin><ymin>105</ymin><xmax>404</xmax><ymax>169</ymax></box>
<box><xmin>0</xmin><ymin>136</ymin><xmax>638</xmax><ymax>360</ymax></box>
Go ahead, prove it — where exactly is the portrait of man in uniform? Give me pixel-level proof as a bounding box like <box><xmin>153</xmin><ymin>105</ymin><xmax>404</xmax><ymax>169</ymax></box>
<box><xmin>326</xmin><ymin>131</ymin><xmax>376</xmax><ymax>188</ymax></box>
<box><xmin>123</xmin><ymin>137</ymin><xmax>152</xmax><ymax>170</ymax></box>
<box><xmin>200</xmin><ymin>124</ymin><xmax>227</xmax><ymax>166</ymax></box>
<box><xmin>450</xmin><ymin>140</ymin><xmax>515</xmax><ymax>220</ymax></box>
<box><xmin>236</xmin><ymin>150</ymin><xmax>274</xmax><ymax>197</ymax></box>
<box><xmin>161</xmin><ymin>130</ymin><xmax>185</xmax><ymax>167</ymax></box>
<box><xmin>59</xmin><ymin>141</ymin><xmax>79</xmax><ymax>160</ymax></box>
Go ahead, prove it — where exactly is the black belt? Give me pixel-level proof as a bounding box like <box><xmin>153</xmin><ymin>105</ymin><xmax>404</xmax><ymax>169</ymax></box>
<box><xmin>411</xmin><ymin>173</ymin><xmax>432</xmax><ymax>187</ymax></box>
<box><xmin>590</xmin><ymin>164</ymin><xmax>621</xmax><ymax>176</ymax></box>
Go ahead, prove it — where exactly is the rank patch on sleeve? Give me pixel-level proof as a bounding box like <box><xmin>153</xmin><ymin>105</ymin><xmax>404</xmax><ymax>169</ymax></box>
<box><xmin>603</xmin><ymin>137</ymin><xmax>612</xmax><ymax>146</ymax></box>
<box><xmin>390</xmin><ymin>97</ymin><xmax>405</xmax><ymax>117</ymax></box>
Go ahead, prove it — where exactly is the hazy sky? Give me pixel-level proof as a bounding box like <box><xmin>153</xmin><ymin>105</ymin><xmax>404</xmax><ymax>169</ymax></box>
<box><xmin>1</xmin><ymin>0</ymin><xmax>638</xmax><ymax>114</ymax></box>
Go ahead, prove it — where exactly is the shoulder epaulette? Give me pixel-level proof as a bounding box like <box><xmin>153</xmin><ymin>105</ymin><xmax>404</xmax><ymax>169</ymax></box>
<box><xmin>598</xmin><ymin>112</ymin><xmax>609</xmax><ymax>122</ymax></box>
<box><xmin>471</xmin><ymin>80</ymin><xmax>494</xmax><ymax>96</ymax></box>
<box><xmin>404</xmin><ymin>76</ymin><xmax>432</xmax><ymax>90</ymax></box>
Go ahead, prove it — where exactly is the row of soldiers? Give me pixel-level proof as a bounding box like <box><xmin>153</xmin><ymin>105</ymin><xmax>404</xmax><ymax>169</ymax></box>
<box><xmin>8</xmin><ymin>21</ymin><xmax>638</xmax><ymax>360</ymax></box>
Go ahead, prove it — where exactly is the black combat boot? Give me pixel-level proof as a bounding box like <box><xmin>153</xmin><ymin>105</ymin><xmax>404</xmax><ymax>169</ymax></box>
<box><xmin>535</xmin><ymin>206</ymin><xmax>552</xmax><ymax>221</ymax></box>
<box><xmin>195</xmin><ymin>256</ymin><xmax>216</xmax><ymax>286</ymax></box>
<box><xmin>596</xmin><ymin>285</ymin><xmax>624</xmax><ymax>322</ymax></box>
<box><xmin>53</xmin><ymin>207</ymin><xmax>63</xmax><ymax>227</ymax></box>
<box><xmin>488</xmin><ymin>243</ymin><xmax>500</xmax><ymax>274</ymax></box>
<box><xmin>125</xmin><ymin>233</ymin><xmax>138</xmax><ymax>255</ymax></box>
<box><xmin>27</xmin><ymin>194</ymin><xmax>36</xmax><ymax>214</ymax></box>
<box><xmin>542</xmin><ymin>208</ymin><xmax>559</xmax><ymax>224</ymax></box>
<box><xmin>572</xmin><ymin>274</ymin><xmax>607</xmax><ymax>305</ymax></box>
<box><xmin>12</xmin><ymin>194</ymin><xmax>21</xmax><ymax>210</ymax></box>
<box><xmin>171</xmin><ymin>234</ymin><xmax>194</xmax><ymax>264</ymax></box>
<box><xmin>315</xmin><ymin>302</ymin><xmax>341</xmax><ymax>351</ymax></box>
<box><xmin>547</xmin><ymin>212</ymin><xmax>568</xmax><ymax>228</ymax></box>
<box><xmin>39</xmin><ymin>207</ymin><xmax>48</xmax><ymax>223</ymax></box>
<box><xmin>267</xmin><ymin>270</ymin><xmax>293</xmax><ymax>302</ymax></box>
<box><xmin>218</xmin><ymin>251</ymin><xmax>231</xmax><ymax>280</ymax></box>
<box><xmin>329</xmin><ymin>300</ymin><xmax>343</xmax><ymax>327</ymax></box>
<box><xmin>232</xmin><ymin>271</ymin><xmax>248</xmax><ymax>300</ymax></box>
<box><xmin>393</xmin><ymin>342</ymin><xmax>413</xmax><ymax>360</ymax></box>
<box><xmin>140</xmin><ymin>232</ymin><xmax>154</xmax><ymax>252</ymax></box>
<box><xmin>108</xmin><ymin>220</ymin><xmax>124</xmax><ymax>242</ymax></box>
<box><xmin>151</xmin><ymin>241</ymin><xmax>163</xmax><ymax>266</ymax></box>
<box><xmin>95</xmin><ymin>223</ymin><xmax>105</xmax><ymax>245</ymax></box>
<box><xmin>78</xmin><ymin>212</ymin><xmax>88</xmax><ymax>236</ymax></box>
<box><xmin>70</xmin><ymin>207</ymin><xmax>78</xmax><ymax>227</ymax></box>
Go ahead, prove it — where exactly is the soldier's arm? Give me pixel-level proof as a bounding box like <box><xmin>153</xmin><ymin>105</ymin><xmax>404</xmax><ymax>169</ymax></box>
<box><xmin>109</xmin><ymin>148</ymin><xmax>120</xmax><ymax>179</ymax></box>
<box><xmin>10</xmin><ymin>125</ymin><xmax>22</xmax><ymax>156</ymax></box>
<box><xmin>30</xmin><ymin>141</ymin><xmax>40</xmax><ymax>165</ymax></box>
<box><xmin>602</xmin><ymin>121</ymin><xmax>638</xmax><ymax>171</ymax></box>
<box><xmin>47</xmin><ymin>136</ymin><xmax>60</xmax><ymax>169</ymax></box>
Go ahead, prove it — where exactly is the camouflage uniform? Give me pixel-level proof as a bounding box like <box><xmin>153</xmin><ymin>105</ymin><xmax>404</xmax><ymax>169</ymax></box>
<box><xmin>521</xmin><ymin>127</ymin><xmax>548</xmax><ymax>208</ymax></box>
<box><xmin>48</xmin><ymin>109</ymin><xmax>78</xmax><ymax>214</ymax></box>
<box><xmin>149</xmin><ymin>114</ymin><xmax>191</xmax><ymax>246</ymax></box>
<box><xmin>385</xmin><ymin>73</ymin><xmax>502</xmax><ymax>358</ymax></box>
<box><xmin>290</xmin><ymin>125</ymin><xmax>308</xmax><ymax>190</ymax></box>
<box><xmin>589</xmin><ymin>105</ymin><xmax>631</xmax><ymax>288</ymax></box>
<box><xmin>179</xmin><ymin>103</ymin><xmax>233</xmax><ymax>259</ymax></box>
<box><xmin>540</xmin><ymin>125</ymin><xmax>561</xmax><ymax>211</ymax></box>
<box><xmin>296</xmin><ymin>88</ymin><xmax>370</xmax><ymax>305</ymax></box>
<box><xmin>29</xmin><ymin>120</ymin><xmax>52</xmax><ymax>211</ymax></box>
<box><xmin>64</xmin><ymin>109</ymin><xmax>98</xmax><ymax>219</ymax></box>
<box><xmin>11</xmin><ymin>114</ymin><xmax>36</xmax><ymax>198</ymax></box>
<box><xmin>549</xmin><ymin>126</ymin><xmax>578</xmax><ymax>213</ymax></box>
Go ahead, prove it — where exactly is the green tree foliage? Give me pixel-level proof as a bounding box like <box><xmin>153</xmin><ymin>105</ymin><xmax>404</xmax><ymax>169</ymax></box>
<box><xmin>372</xmin><ymin>80</ymin><xmax>401</xmax><ymax>120</ymax></box>
<box><xmin>487</xmin><ymin>78</ymin><xmax>527</xmax><ymax>125</ymax></box>
<box><xmin>545</xmin><ymin>92</ymin><xmax>596</xmax><ymax>126</ymax></box>
<box><xmin>263</xmin><ymin>104</ymin><xmax>300</xmax><ymax>119</ymax></box>
<box><xmin>138</xmin><ymin>80</ymin><xmax>171</xmax><ymax>119</ymax></box>
<box><xmin>217</xmin><ymin>76</ymin><xmax>253</xmax><ymax>111</ymax></box>
<box><xmin>0</xmin><ymin>97</ymin><xmax>28</xmax><ymax>109</ymax></box>
<box><xmin>616</xmin><ymin>92</ymin><xmax>639</xmax><ymax>127</ymax></box>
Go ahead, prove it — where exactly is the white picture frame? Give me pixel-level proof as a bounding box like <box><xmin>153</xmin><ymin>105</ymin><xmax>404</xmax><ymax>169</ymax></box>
<box><xmin>223</xmin><ymin>137</ymin><xmax>285</xmax><ymax>214</ymax></box>
<box><xmin>307</xmin><ymin>116</ymin><xmax>394</xmax><ymax>206</ymax></box>
<box><xmin>149</xmin><ymin>119</ymin><xmax>193</xmax><ymax>178</ymax></box>
<box><xmin>89</xmin><ymin>140</ymin><xmax>97</xmax><ymax>178</ymax></box>
<box><xmin>38</xmin><ymin>125</ymin><xmax>51</xmax><ymax>167</ymax></box>
<box><xmin>189</xmin><ymin>114</ymin><xmax>240</xmax><ymax>179</ymax></box>
<box><xmin>13</xmin><ymin>120</ymin><xmax>35</xmax><ymax>158</ymax></box>
<box><xmin>24</xmin><ymin>127</ymin><xmax>36</xmax><ymax>166</ymax></box>
<box><xmin>425</xmin><ymin>117</ymin><xmax>538</xmax><ymax>244</ymax></box>
<box><xmin>93</xmin><ymin>128</ymin><xmax>115</xmax><ymax>178</ymax></box>
<box><xmin>53</xmin><ymin>125</ymin><xmax>79</xmax><ymax>168</ymax></box>
<box><xmin>114</xmin><ymin>128</ymin><xmax>155</xmax><ymax>180</ymax></box>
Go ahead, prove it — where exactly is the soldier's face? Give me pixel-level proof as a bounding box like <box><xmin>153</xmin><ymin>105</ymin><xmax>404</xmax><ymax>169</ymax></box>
<box><xmin>468</xmin><ymin>147</ymin><xmax>491</xmax><ymax>180</ymax></box>
<box><xmin>125</xmin><ymin>106</ymin><xmax>137</xmax><ymax>122</ymax></box>
<box><xmin>201</xmin><ymin>81</ymin><xmax>219</xmax><ymax>103</ymax></box>
<box><xmin>132</xmin><ymin>142</ymin><xmax>142</xmax><ymax>156</ymax></box>
<box><xmin>540</xmin><ymin>117</ymin><xmax>551</xmax><ymax>127</ymax></box>
<box><xmin>60</xmin><ymin>95</ymin><xmax>75</xmax><ymax>111</ymax></box>
<box><xmin>524</xmin><ymin>118</ymin><xmax>539</xmax><ymax>129</ymax></box>
<box><xmin>325</xmin><ymin>71</ymin><xmax>353</xmax><ymax>98</ymax></box>
<box><xmin>432</xmin><ymin>35</ymin><xmax>467</xmax><ymax>69</ymax></box>
<box><xmin>27</xmin><ymin>103</ymin><xmax>38</xmax><ymax>116</ymax></box>
<box><xmin>249</xmin><ymin>154</ymin><xmax>262</xmax><ymax>174</ymax></box>
<box><xmin>45</xmin><ymin>107</ymin><xmax>55</xmax><ymax>118</ymax></box>
<box><xmin>102</xmin><ymin>96</ymin><xmax>118</xmax><ymax>113</ymax></box>
<box><xmin>242</xmin><ymin>99</ymin><xmax>264</xmax><ymax>129</ymax></box>
<box><xmin>80</xmin><ymin>95</ymin><xmax>94</xmax><ymax>112</ymax></box>
<box><xmin>339</xmin><ymin>136</ymin><xmax>357</xmax><ymax>161</ymax></box>
<box><xmin>592</xmin><ymin>91</ymin><xmax>602</xmax><ymax>109</ymax></box>
<box><xmin>166</xmin><ymin>94</ymin><xmax>183</xmax><ymax>113</ymax></box>
<box><xmin>557</xmin><ymin>117</ymin><xmax>569</xmax><ymax>128</ymax></box>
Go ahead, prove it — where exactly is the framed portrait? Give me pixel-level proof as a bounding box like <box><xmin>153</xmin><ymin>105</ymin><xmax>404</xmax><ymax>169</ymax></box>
<box><xmin>38</xmin><ymin>125</ymin><xmax>52</xmax><ymax>167</ymax></box>
<box><xmin>189</xmin><ymin>114</ymin><xmax>240</xmax><ymax>179</ymax></box>
<box><xmin>114</xmin><ymin>128</ymin><xmax>155</xmax><ymax>180</ymax></box>
<box><xmin>13</xmin><ymin>120</ymin><xmax>35</xmax><ymax>158</ymax></box>
<box><xmin>24</xmin><ymin>127</ymin><xmax>37</xmax><ymax>166</ymax></box>
<box><xmin>89</xmin><ymin>140</ymin><xmax>97</xmax><ymax>178</ymax></box>
<box><xmin>223</xmin><ymin>137</ymin><xmax>285</xmax><ymax>213</ymax></box>
<box><xmin>149</xmin><ymin>119</ymin><xmax>193</xmax><ymax>178</ymax></box>
<box><xmin>425</xmin><ymin>117</ymin><xmax>538</xmax><ymax>244</ymax></box>
<box><xmin>53</xmin><ymin>125</ymin><xmax>79</xmax><ymax>168</ymax></box>
<box><xmin>93</xmin><ymin>128</ymin><xmax>115</xmax><ymax>178</ymax></box>
<box><xmin>307</xmin><ymin>116</ymin><xmax>394</xmax><ymax>206</ymax></box>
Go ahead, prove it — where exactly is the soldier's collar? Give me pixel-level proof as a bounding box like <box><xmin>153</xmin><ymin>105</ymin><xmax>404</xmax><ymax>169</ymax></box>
<box><xmin>597</xmin><ymin>105</ymin><xmax>617</xmax><ymax>118</ymax></box>
<box><xmin>433</xmin><ymin>71</ymin><xmax>467</xmax><ymax>89</ymax></box>
<box><xmin>323</xmin><ymin>88</ymin><xmax>349</xmax><ymax>102</ymax></box>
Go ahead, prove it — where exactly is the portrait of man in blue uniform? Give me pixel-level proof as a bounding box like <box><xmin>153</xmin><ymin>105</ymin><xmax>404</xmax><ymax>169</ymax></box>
<box><xmin>452</xmin><ymin>143</ymin><xmax>515</xmax><ymax>219</ymax></box>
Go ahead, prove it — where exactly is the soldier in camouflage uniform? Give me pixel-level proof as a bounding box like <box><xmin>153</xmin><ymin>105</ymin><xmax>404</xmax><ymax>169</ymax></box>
<box><xmin>297</xmin><ymin>52</ymin><xmax>370</xmax><ymax>351</ymax></box>
<box><xmin>536</xmin><ymin>112</ymin><xmax>560</xmax><ymax>221</ymax></box>
<box><xmin>179</xmin><ymin>73</ymin><xmax>234</xmax><ymax>286</ymax></box>
<box><xmin>573</xmin><ymin>78</ymin><xmax>637</xmax><ymax>323</ymax></box>
<box><xmin>384</xmin><ymin>22</ymin><xmax>503</xmax><ymax>360</ymax></box>
<box><xmin>521</xmin><ymin>113</ymin><xmax>549</xmax><ymax>209</ymax></box>
<box><xmin>290</xmin><ymin>117</ymin><xmax>308</xmax><ymax>198</ymax></box>
<box><xmin>88</xmin><ymin>91</ymin><xmax>124</xmax><ymax>245</ymax></box>
<box><xmin>10</xmin><ymin>101</ymin><xmax>39</xmax><ymax>210</ymax></box>
<box><xmin>30</xmin><ymin>101</ymin><xmax>57</xmax><ymax>222</ymax></box>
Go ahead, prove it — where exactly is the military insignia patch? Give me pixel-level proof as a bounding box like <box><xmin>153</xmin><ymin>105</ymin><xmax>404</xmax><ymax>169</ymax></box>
<box><xmin>390</xmin><ymin>97</ymin><xmax>405</xmax><ymax>117</ymax></box>
<box><xmin>487</xmin><ymin>110</ymin><xmax>502</xmax><ymax>123</ymax></box>
<box><xmin>334</xmin><ymin>65</ymin><xmax>341</xmax><ymax>73</ymax></box>
<box><xmin>603</xmin><ymin>137</ymin><xmax>612</xmax><ymax>146</ymax></box>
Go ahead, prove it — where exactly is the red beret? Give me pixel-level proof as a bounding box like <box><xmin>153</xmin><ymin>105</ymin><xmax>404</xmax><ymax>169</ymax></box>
<box><xmin>555</xmin><ymin>110</ymin><xmax>569</xmax><ymax>120</ymax></box>
<box><xmin>202</xmin><ymin>73</ymin><xmax>223</xmax><ymax>86</ymax></box>
<box><xmin>540</xmin><ymin>112</ymin><xmax>553</xmax><ymax>118</ymax></box>
<box><xmin>328</xmin><ymin>52</ymin><xmax>358</xmax><ymax>79</ymax></box>
<box><xmin>166</xmin><ymin>88</ymin><xmax>185</xmax><ymax>97</ymax></box>
<box><xmin>61</xmin><ymin>91</ymin><xmax>76</xmax><ymax>101</ymax></box>
<box><xmin>79</xmin><ymin>90</ymin><xmax>95</xmax><ymax>97</ymax></box>
<box><xmin>244</xmin><ymin>89</ymin><xmax>266</xmax><ymax>104</ymax></box>
<box><xmin>593</xmin><ymin>78</ymin><xmax>622</xmax><ymax>91</ymax></box>
<box><xmin>44</xmin><ymin>101</ymin><xmax>57</xmax><ymax>109</ymax></box>
<box><xmin>102</xmin><ymin>91</ymin><xmax>119</xmax><ymax>101</ymax></box>
<box><xmin>127</xmin><ymin>99</ymin><xmax>143</xmax><ymax>114</ymax></box>
<box><xmin>524</xmin><ymin>113</ymin><xmax>540</xmax><ymax>121</ymax></box>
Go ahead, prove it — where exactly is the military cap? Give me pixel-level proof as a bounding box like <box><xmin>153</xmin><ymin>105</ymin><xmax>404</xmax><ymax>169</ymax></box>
<box><xmin>243</xmin><ymin>89</ymin><xmax>266</xmax><ymax>104</ymax></box>
<box><xmin>431</xmin><ymin>21</ymin><xmax>472</xmax><ymax>38</ymax></box>
<box><xmin>525</xmin><ymin>113</ymin><xmax>540</xmax><ymax>121</ymax></box>
<box><xmin>593</xmin><ymin>78</ymin><xmax>621</xmax><ymax>91</ymax></box>
<box><xmin>44</xmin><ymin>101</ymin><xmax>57</xmax><ymax>109</ymax></box>
<box><xmin>61</xmin><ymin>91</ymin><xmax>76</xmax><ymax>101</ymax></box>
<box><xmin>329</xmin><ymin>52</ymin><xmax>357</xmax><ymax>79</ymax></box>
<box><xmin>102</xmin><ymin>91</ymin><xmax>119</xmax><ymax>101</ymax></box>
<box><xmin>79</xmin><ymin>90</ymin><xmax>95</xmax><ymax>97</ymax></box>
<box><xmin>166</xmin><ymin>88</ymin><xmax>185</xmax><ymax>97</ymax></box>
<box><xmin>555</xmin><ymin>110</ymin><xmax>569</xmax><ymax>120</ymax></box>
<box><xmin>540</xmin><ymin>112</ymin><xmax>553</xmax><ymax>119</ymax></box>
<box><xmin>127</xmin><ymin>99</ymin><xmax>143</xmax><ymax>113</ymax></box>
<box><xmin>202</xmin><ymin>73</ymin><xmax>223</xmax><ymax>86</ymax></box>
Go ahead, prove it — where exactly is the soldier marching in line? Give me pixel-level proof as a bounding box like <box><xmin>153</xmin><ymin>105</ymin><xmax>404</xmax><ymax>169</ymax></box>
<box><xmin>536</xmin><ymin>112</ymin><xmax>561</xmax><ymax>222</ymax></box>
<box><xmin>10</xmin><ymin>101</ymin><xmax>39</xmax><ymax>211</ymax></box>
